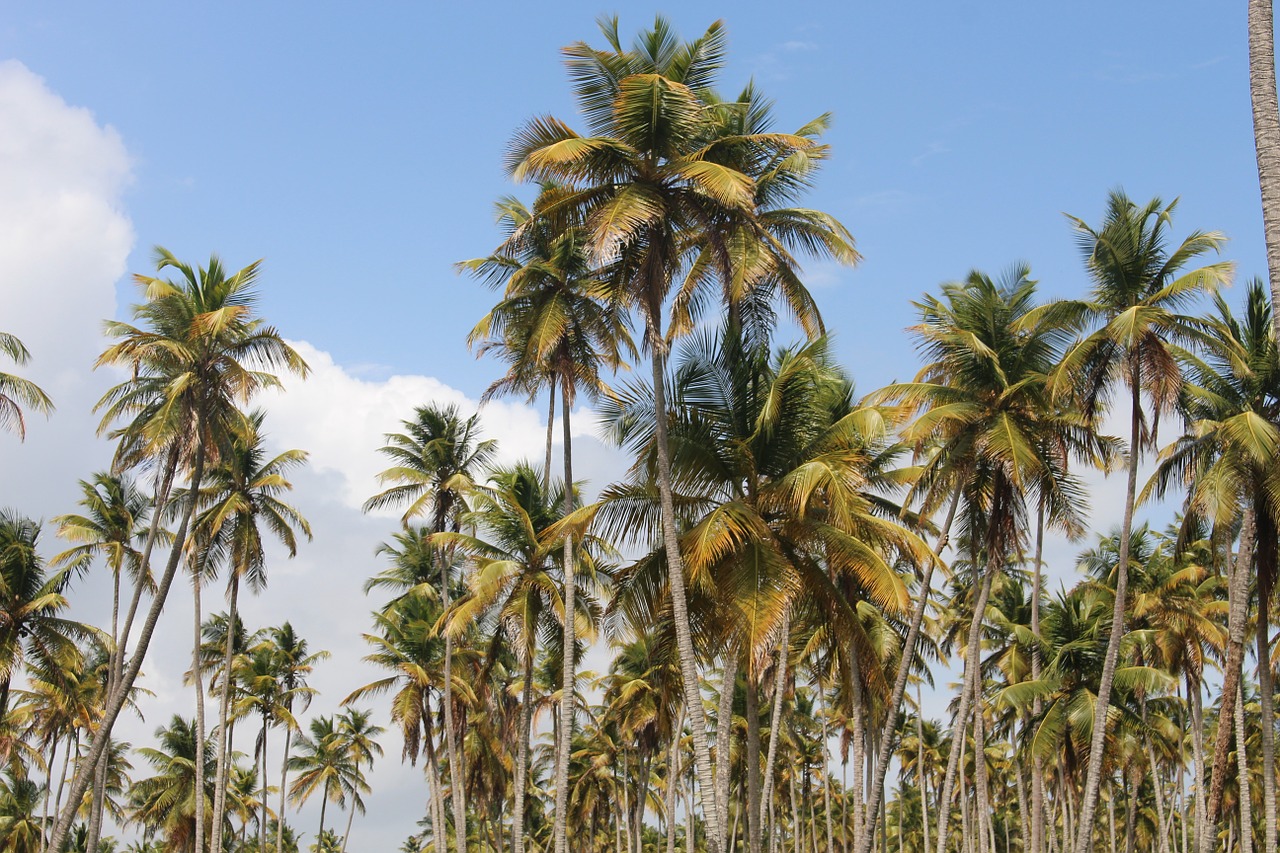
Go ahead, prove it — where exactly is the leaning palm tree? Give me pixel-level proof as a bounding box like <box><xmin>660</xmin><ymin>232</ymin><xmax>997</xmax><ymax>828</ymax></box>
<box><xmin>507</xmin><ymin>19</ymin><xmax>855</xmax><ymax>845</ymax></box>
<box><xmin>364</xmin><ymin>403</ymin><xmax>494</xmax><ymax>853</ymax></box>
<box><xmin>52</xmin><ymin>249</ymin><xmax>308</xmax><ymax>853</ymax></box>
<box><xmin>190</xmin><ymin>410</ymin><xmax>312</xmax><ymax>853</ymax></box>
<box><xmin>1038</xmin><ymin>192</ymin><xmax>1231</xmax><ymax>853</ymax></box>
<box><xmin>0</xmin><ymin>332</ymin><xmax>53</xmax><ymax>441</ymax></box>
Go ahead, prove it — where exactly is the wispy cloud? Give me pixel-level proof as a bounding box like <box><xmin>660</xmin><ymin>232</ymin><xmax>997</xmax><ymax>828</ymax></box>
<box><xmin>912</xmin><ymin>141</ymin><xmax>950</xmax><ymax>166</ymax></box>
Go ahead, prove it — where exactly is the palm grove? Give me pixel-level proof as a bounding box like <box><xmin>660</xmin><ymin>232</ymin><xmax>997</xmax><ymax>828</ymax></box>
<box><xmin>4</xmin><ymin>15</ymin><xmax>1280</xmax><ymax>853</ymax></box>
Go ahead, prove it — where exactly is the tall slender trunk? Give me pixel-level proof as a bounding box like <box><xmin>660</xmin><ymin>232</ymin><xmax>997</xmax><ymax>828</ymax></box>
<box><xmin>49</xmin><ymin>441</ymin><xmax>205</xmax><ymax>853</ymax></box>
<box><xmin>1248</xmin><ymin>0</ymin><xmax>1280</xmax><ymax>342</ymax></box>
<box><xmin>667</xmin><ymin>709</ymin><xmax>686</xmax><ymax>853</ymax></box>
<box><xmin>192</xmin><ymin>566</ymin><xmax>208</xmax><ymax>853</ymax></box>
<box><xmin>818</xmin><ymin>688</ymin><xmax>834</xmax><ymax>853</ymax></box>
<box><xmin>1016</xmin><ymin>753</ymin><xmax>1031</xmax><ymax>853</ymax></box>
<box><xmin>919</xmin><ymin>682</ymin><xmax>931</xmax><ymax>853</ymax></box>
<box><xmin>748</xmin><ymin>677</ymin><xmax>763</xmax><ymax>853</ymax></box>
<box><xmin>1209</xmin><ymin>507</ymin><xmax>1257</xmax><ymax>826</ymax></box>
<box><xmin>212</xmin><ymin>574</ymin><xmax>242</xmax><ymax>853</ymax></box>
<box><xmin>341</xmin><ymin>791</ymin><xmax>358</xmax><ymax>853</ymax></box>
<box><xmin>39</xmin><ymin>736</ymin><xmax>59</xmax><ymax>853</ymax></box>
<box><xmin>544</xmin><ymin>382</ymin><xmax>556</xmax><ymax>489</ymax></box>
<box><xmin>718</xmin><ymin>641</ymin><xmax>741</xmax><ymax>853</ymax></box>
<box><xmin>688</xmin><ymin>765</ymin><xmax>698</xmax><ymax>853</ymax></box>
<box><xmin>424</xmin><ymin>705</ymin><xmax>447</xmax><ymax>853</ymax></box>
<box><xmin>934</xmin><ymin>560</ymin><xmax>997</xmax><ymax>853</ymax></box>
<box><xmin>1032</xmin><ymin>502</ymin><xmax>1046</xmax><ymax>853</ymax></box>
<box><xmin>52</xmin><ymin>732</ymin><xmax>75</xmax><ymax>843</ymax></box>
<box><xmin>1124</xmin><ymin>769</ymin><xmax>1139</xmax><ymax>853</ymax></box>
<box><xmin>1237</xmin><ymin>679</ymin><xmax>1255</xmax><ymax>853</ymax></box>
<box><xmin>260</xmin><ymin>718</ymin><xmax>269</xmax><ymax>853</ymax></box>
<box><xmin>647</xmin><ymin>318</ymin><xmax>725</xmax><ymax>851</ymax></box>
<box><xmin>1074</xmin><ymin>380</ymin><xmax>1141</xmax><ymax>853</ymax></box>
<box><xmin>318</xmin><ymin>790</ymin><xmax>329</xmax><ymax>847</ymax></box>
<box><xmin>84</xmin><ymin>564</ymin><xmax>124</xmax><ymax>853</ymax></box>
<box><xmin>858</xmin><ymin>489</ymin><xmax>961</xmax><ymax>853</ymax></box>
<box><xmin>554</xmin><ymin>388</ymin><xmax>577</xmax><ymax>853</ymax></box>
<box><xmin>513</xmin><ymin>646</ymin><xmax>534</xmax><ymax>853</ymax></box>
<box><xmin>848</xmin><ymin>654</ymin><xmax>866</xmax><ymax>841</ymax></box>
<box><xmin>760</xmin><ymin>613</ymin><xmax>792</xmax><ymax>834</ymax></box>
<box><xmin>1259</xmin><ymin>586</ymin><xmax>1277</xmax><ymax>853</ymax></box>
<box><xmin>278</xmin><ymin>724</ymin><xmax>295</xmax><ymax>853</ymax></box>
<box><xmin>1191</xmin><ymin>676</ymin><xmax>1207</xmax><ymax>853</ymax></box>
<box><xmin>971</xmin><ymin>679</ymin><xmax>993</xmax><ymax>853</ymax></box>
<box><xmin>438</xmin><ymin>531</ymin><xmax>466</xmax><ymax>853</ymax></box>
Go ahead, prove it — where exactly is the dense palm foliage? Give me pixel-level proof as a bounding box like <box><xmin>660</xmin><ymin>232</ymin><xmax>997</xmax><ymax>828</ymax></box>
<box><xmin>9</xmin><ymin>15</ymin><xmax>1280</xmax><ymax>853</ymax></box>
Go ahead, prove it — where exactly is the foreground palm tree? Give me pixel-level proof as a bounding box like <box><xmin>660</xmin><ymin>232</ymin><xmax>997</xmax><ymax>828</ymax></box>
<box><xmin>0</xmin><ymin>331</ymin><xmax>53</xmax><ymax>440</ymax></box>
<box><xmin>50</xmin><ymin>249</ymin><xmax>308</xmax><ymax>853</ymax></box>
<box><xmin>1043</xmin><ymin>193</ymin><xmax>1231</xmax><ymax>853</ymax></box>
<box><xmin>508</xmin><ymin>19</ymin><xmax>854</xmax><ymax>845</ymax></box>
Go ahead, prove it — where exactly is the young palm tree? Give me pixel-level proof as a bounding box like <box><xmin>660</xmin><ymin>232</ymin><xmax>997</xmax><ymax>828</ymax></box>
<box><xmin>0</xmin><ymin>331</ymin><xmax>53</xmax><ymax>441</ymax></box>
<box><xmin>1040</xmin><ymin>193</ymin><xmax>1231</xmax><ymax>853</ymax></box>
<box><xmin>507</xmin><ymin>19</ymin><xmax>854</xmax><ymax>845</ymax></box>
<box><xmin>53</xmin><ymin>249</ymin><xmax>308</xmax><ymax>853</ymax></box>
<box><xmin>364</xmin><ymin>403</ymin><xmax>494</xmax><ymax>853</ymax></box>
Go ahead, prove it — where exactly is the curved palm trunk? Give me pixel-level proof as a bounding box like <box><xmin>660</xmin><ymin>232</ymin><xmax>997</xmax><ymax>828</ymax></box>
<box><xmin>648</xmin><ymin>327</ymin><xmax>725</xmax><ymax>851</ymax></box>
<box><xmin>553</xmin><ymin>388</ymin><xmax>577</xmax><ymax>853</ymax></box>
<box><xmin>1074</xmin><ymin>380</ymin><xmax>1142</xmax><ymax>853</ymax></box>
<box><xmin>48</xmin><ymin>442</ymin><xmax>205</xmax><ymax>853</ymax></box>
<box><xmin>513</xmin><ymin>644</ymin><xmax>534</xmax><ymax>853</ymax></box>
<box><xmin>1208</xmin><ymin>507</ymin><xmax>1257</xmax><ymax>829</ymax></box>
<box><xmin>934</xmin><ymin>559</ymin><xmax>997</xmax><ymax>853</ymax></box>
<box><xmin>212</xmin><ymin>574</ymin><xmax>242</xmax><ymax>853</ymax></box>
<box><xmin>858</xmin><ymin>487</ymin><xmax>961</xmax><ymax>853</ymax></box>
<box><xmin>1249</xmin><ymin>0</ymin><xmax>1280</xmax><ymax>342</ymax></box>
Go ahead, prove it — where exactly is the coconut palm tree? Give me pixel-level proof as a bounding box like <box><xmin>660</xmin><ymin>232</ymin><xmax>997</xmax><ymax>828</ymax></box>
<box><xmin>1039</xmin><ymin>192</ymin><xmax>1231</xmax><ymax>853</ymax></box>
<box><xmin>185</xmin><ymin>409</ymin><xmax>312</xmax><ymax>853</ymax></box>
<box><xmin>288</xmin><ymin>716</ymin><xmax>365</xmax><ymax>851</ymax></box>
<box><xmin>0</xmin><ymin>332</ymin><xmax>53</xmax><ymax>441</ymax></box>
<box><xmin>463</xmin><ymin>185</ymin><xmax>634</xmax><ymax>851</ymax></box>
<box><xmin>126</xmin><ymin>716</ymin><xmax>215</xmax><ymax>853</ymax></box>
<box><xmin>364</xmin><ymin>403</ymin><xmax>494</xmax><ymax>853</ymax></box>
<box><xmin>507</xmin><ymin>18</ymin><xmax>855</xmax><ymax>845</ymax></box>
<box><xmin>872</xmin><ymin>266</ymin><xmax>1106</xmax><ymax>853</ymax></box>
<box><xmin>0</xmin><ymin>768</ymin><xmax>45</xmax><ymax>853</ymax></box>
<box><xmin>270</xmin><ymin>624</ymin><xmax>327</xmax><ymax>853</ymax></box>
<box><xmin>333</xmin><ymin>708</ymin><xmax>382</xmax><ymax>853</ymax></box>
<box><xmin>54</xmin><ymin>249</ymin><xmax>308</xmax><ymax>853</ymax></box>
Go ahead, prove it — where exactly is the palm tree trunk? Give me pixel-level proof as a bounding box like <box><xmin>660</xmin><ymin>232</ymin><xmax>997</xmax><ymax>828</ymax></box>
<box><xmin>1016</xmin><ymin>753</ymin><xmax>1031</xmax><ymax>853</ymax></box>
<box><xmin>319</xmin><ymin>791</ymin><xmax>329</xmax><ymax>847</ymax></box>
<box><xmin>438</xmin><ymin>544</ymin><xmax>466</xmax><ymax>853</ymax></box>
<box><xmin>688</xmin><ymin>767</ymin><xmax>698</xmax><ymax>853</ymax></box>
<box><xmin>971</xmin><ymin>683</ymin><xmax>994</xmax><ymax>853</ymax></box>
<box><xmin>1074</xmin><ymin>379</ymin><xmax>1141</xmax><ymax>853</ymax></box>
<box><xmin>919</xmin><ymin>682</ymin><xmax>931</xmax><ymax>853</ymax></box>
<box><xmin>84</xmin><ymin>561</ymin><xmax>126</xmax><ymax>853</ymax></box>
<box><xmin>513</xmin><ymin>646</ymin><xmax>534</xmax><ymax>853</ymax></box>
<box><xmin>760</xmin><ymin>613</ymin><xmax>792</xmax><ymax>835</ymax></box>
<box><xmin>554</xmin><ymin>387</ymin><xmax>577</xmax><ymax>853</ymax></box>
<box><xmin>212</xmin><ymin>574</ymin><xmax>241</xmax><ymax>853</ymax></box>
<box><xmin>424</xmin><ymin>706</ymin><xmax>447</xmax><ymax>853</ymax></box>
<box><xmin>1248</xmin><ymin>0</ymin><xmax>1280</xmax><ymax>342</ymax></box>
<box><xmin>648</xmin><ymin>322</ymin><xmax>725</xmax><ymax>851</ymax></box>
<box><xmin>1032</xmin><ymin>502</ymin><xmax>1046</xmax><ymax>853</ymax></box>
<box><xmin>278</xmin><ymin>724</ymin><xmax>295</xmax><ymax>853</ymax></box>
<box><xmin>818</xmin><ymin>689</ymin><xmax>834</xmax><ymax>853</ymax></box>
<box><xmin>342</xmin><ymin>794</ymin><xmax>358</xmax><ymax>853</ymax></box>
<box><xmin>1259</xmin><ymin>586</ymin><xmax>1277</xmax><ymax>853</ymax></box>
<box><xmin>667</xmin><ymin>710</ymin><xmax>685</xmax><ymax>853</ymax></box>
<box><xmin>544</xmin><ymin>381</ymin><xmax>556</xmax><ymax>489</ymax></box>
<box><xmin>748</xmin><ymin>677</ymin><xmax>763</xmax><ymax>853</ymax></box>
<box><xmin>39</xmin><ymin>735</ymin><xmax>59</xmax><ymax>853</ymax></box>
<box><xmin>858</xmin><ymin>488</ymin><xmax>961</xmax><ymax>853</ymax></box>
<box><xmin>48</xmin><ymin>441</ymin><xmax>204</xmax><ymax>853</ymax></box>
<box><xmin>848</xmin><ymin>655</ymin><xmax>866</xmax><ymax>843</ymax></box>
<box><xmin>1237</xmin><ymin>679</ymin><xmax>1255</xmax><ymax>853</ymax></box>
<box><xmin>260</xmin><ymin>718</ymin><xmax>269</xmax><ymax>853</ymax></box>
<box><xmin>52</xmin><ymin>732</ymin><xmax>74</xmax><ymax>844</ymax></box>
<box><xmin>934</xmin><ymin>559</ymin><xmax>997</xmax><ymax>853</ymax></box>
<box><xmin>1209</xmin><ymin>507</ymin><xmax>1257</xmax><ymax>827</ymax></box>
<box><xmin>1191</xmin><ymin>676</ymin><xmax>1208</xmax><ymax>853</ymax></box>
<box><xmin>718</xmin><ymin>641</ymin><xmax>741</xmax><ymax>853</ymax></box>
<box><xmin>192</xmin><ymin>566</ymin><xmax>208</xmax><ymax>853</ymax></box>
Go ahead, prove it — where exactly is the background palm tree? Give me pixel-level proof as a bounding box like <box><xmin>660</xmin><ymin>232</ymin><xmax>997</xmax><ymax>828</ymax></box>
<box><xmin>334</xmin><ymin>708</ymin><xmax>382</xmax><ymax>853</ymax></box>
<box><xmin>288</xmin><ymin>715</ymin><xmax>364</xmax><ymax>851</ymax></box>
<box><xmin>0</xmin><ymin>332</ymin><xmax>53</xmax><ymax>441</ymax></box>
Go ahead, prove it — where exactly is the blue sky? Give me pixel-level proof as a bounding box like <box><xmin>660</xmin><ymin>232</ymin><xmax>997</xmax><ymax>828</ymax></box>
<box><xmin>0</xmin><ymin>2</ymin><xmax>1271</xmax><ymax>848</ymax></box>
